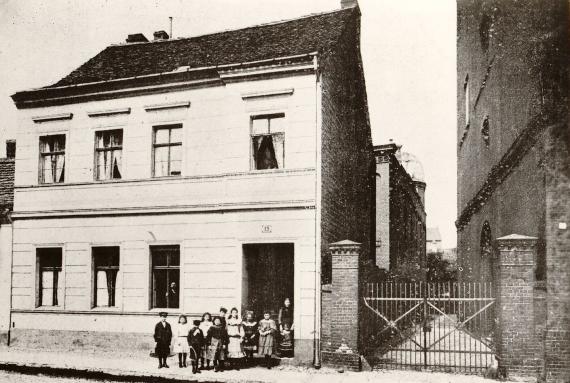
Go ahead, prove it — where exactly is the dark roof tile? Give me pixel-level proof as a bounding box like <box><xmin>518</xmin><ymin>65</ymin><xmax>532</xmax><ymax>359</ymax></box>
<box><xmin>49</xmin><ymin>8</ymin><xmax>357</xmax><ymax>88</ymax></box>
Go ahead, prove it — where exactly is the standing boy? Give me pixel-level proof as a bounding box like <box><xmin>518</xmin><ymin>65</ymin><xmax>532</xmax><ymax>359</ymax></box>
<box><xmin>154</xmin><ymin>312</ymin><xmax>173</xmax><ymax>368</ymax></box>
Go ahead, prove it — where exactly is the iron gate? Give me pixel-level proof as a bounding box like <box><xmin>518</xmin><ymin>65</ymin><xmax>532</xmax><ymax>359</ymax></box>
<box><xmin>363</xmin><ymin>282</ymin><xmax>496</xmax><ymax>373</ymax></box>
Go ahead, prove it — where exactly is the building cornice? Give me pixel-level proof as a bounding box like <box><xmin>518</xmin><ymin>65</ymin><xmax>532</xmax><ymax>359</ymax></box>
<box><xmin>14</xmin><ymin>167</ymin><xmax>316</xmax><ymax>190</ymax></box>
<box><xmin>11</xmin><ymin>199</ymin><xmax>316</xmax><ymax>220</ymax></box>
<box><xmin>12</xmin><ymin>54</ymin><xmax>317</xmax><ymax>110</ymax></box>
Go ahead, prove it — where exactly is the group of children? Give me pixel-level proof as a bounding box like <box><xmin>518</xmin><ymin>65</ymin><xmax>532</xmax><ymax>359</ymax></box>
<box><xmin>153</xmin><ymin>298</ymin><xmax>294</xmax><ymax>373</ymax></box>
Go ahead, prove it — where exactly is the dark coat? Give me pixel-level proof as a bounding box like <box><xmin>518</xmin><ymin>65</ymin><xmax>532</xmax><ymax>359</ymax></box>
<box><xmin>188</xmin><ymin>326</ymin><xmax>204</xmax><ymax>360</ymax></box>
<box><xmin>206</xmin><ymin>324</ymin><xmax>228</xmax><ymax>361</ymax></box>
<box><xmin>154</xmin><ymin>321</ymin><xmax>172</xmax><ymax>357</ymax></box>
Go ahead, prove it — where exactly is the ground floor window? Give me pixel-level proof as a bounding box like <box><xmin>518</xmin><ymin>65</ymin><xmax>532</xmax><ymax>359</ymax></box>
<box><xmin>93</xmin><ymin>246</ymin><xmax>120</xmax><ymax>307</ymax></box>
<box><xmin>151</xmin><ymin>245</ymin><xmax>180</xmax><ymax>309</ymax></box>
<box><xmin>36</xmin><ymin>248</ymin><xmax>62</xmax><ymax>307</ymax></box>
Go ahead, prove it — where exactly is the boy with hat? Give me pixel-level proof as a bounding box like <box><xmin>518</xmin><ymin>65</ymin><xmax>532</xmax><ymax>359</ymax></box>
<box><xmin>154</xmin><ymin>312</ymin><xmax>173</xmax><ymax>368</ymax></box>
<box><xmin>188</xmin><ymin>319</ymin><xmax>204</xmax><ymax>374</ymax></box>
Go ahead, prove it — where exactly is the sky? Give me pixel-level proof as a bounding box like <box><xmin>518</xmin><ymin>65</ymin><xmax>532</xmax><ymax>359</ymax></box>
<box><xmin>0</xmin><ymin>0</ymin><xmax>457</xmax><ymax>247</ymax></box>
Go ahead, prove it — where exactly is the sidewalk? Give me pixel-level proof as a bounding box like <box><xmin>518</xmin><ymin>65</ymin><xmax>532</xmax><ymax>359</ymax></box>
<box><xmin>0</xmin><ymin>348</ymin><xmax>509</xmax><ymax>383</ymax></box>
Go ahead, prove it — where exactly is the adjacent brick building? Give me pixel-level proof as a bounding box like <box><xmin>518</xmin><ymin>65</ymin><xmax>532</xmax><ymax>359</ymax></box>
<box><xmin>0</xmin><ymin>146</ymin><xmax>15</xmax><ymax>344</ymax></box>
<box><xmin>373</xmin><ymin>143</ymin><xmax>426</xmax><ymax>281</ymax></box>
<box><xmin>7</xmin><ymin>1</ymin><xmax>373</xmax><ymax>366</ymax></box>
<box><xmin>457</xmin><ymin>0</ymin><xmax>569</xmax><ymax>381</ymax></box>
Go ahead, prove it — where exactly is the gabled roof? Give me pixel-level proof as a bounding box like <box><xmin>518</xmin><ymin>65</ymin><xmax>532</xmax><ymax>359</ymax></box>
<box><xmin>46</xmin><ymin>7</ymin><xmax>357</xmax><ymax>88</ymax></box>
<box><xmin>0</xmin><ymin>158</ymin><xmax>15</xmax><ymax>209</ymax></box>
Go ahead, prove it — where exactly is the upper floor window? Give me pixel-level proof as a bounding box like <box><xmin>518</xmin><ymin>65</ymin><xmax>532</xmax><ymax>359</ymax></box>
<box><xmin>93</xmin><ymin>246</ymin><xmax>120</xmax><ymax>308</ymax></box>
<box><xmin>39</xmin><ymin>135</ymin><xmax>65</xmax><ymax>184</ymax></box>
<box><xmin>151</xmin><ymin>245</ymin><xmax>180</xmax><ymax>309</ymax></box>
<box><xmin>95</xmin><ymin>130</ymin><xmax>123</xmax><ymax>180</ymax></box>
<box><xmin>36</xmin><ymin>248</ymin><xmax>62</xmax><ymax>307</ymax></box>
<box><xmin>251</xmin><ymin>114</ymin><xmax>285</xmax><ymax>170</ymax></box>
<box><xmin>153</xmin><ymin>124</ymin><xmax>182</xmax><ymax>177</ymax></box>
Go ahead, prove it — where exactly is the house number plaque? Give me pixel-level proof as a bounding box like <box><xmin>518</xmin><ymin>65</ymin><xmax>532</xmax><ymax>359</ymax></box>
<box><xmin>261</xmin><ymin>225</ymin><xmax>272</xmax><ymax>233</ymax></box>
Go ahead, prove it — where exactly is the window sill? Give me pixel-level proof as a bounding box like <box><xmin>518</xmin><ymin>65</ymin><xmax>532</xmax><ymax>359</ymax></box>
<box><xmin>249</xmin><ymin>168</ymin><xmax>288</xmax><ymax>173</ymax></box>
<box><xmin>151</xmin><ymin>175</ymin><xmax>182</xmax><ymax>180</ymax></box>
<box><xmin>149</xmin><ymin>308</ymin><xmax>181</xmax><ymax>313</ymax></box>
<box><xmin>34</xmin><ymin>306</ymin><xmax>64</xmax><ymax>311</ymax></box>
<box><xmin>91</xmin><ymin>306</ymin><xmax>121</xmax><ymax>312</ymax></box>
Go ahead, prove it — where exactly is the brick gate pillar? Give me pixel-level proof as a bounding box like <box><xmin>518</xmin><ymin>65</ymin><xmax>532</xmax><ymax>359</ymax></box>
<box><xmin>321</xmin><ymin>240</ymin><xmax>361</xmax><ymax>371</ymax></box>
<box><xmin>496</xmin><ymin>234</ymin><xmax>543</xmax><ymax>378</ymax></box>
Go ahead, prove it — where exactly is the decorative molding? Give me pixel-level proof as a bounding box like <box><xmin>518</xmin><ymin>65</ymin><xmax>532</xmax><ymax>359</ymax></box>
<box><xmin>15</xmin><ymin>167</ymin><xmax>316</xmax><ymax>190</ymax></box>
<box><xmin>330</xmin><ymin>240</ymin><xmax>361</xmax><ymax>256</ymax></box>
<box><xmin>496</xmin><ymin>234</ymin><xmax>538</xmax><ymax>251</ymax></box>
<box><xmin>11</xmin><ymin>309</ymin><xmax>207</xmax><ymax>317</ymax></box>
<box><xmin>241</xmin><ymin>88</ymin><xmax>294</xmax><ymax>100</ymax></box>
<box><xmin>32</xmin><ymin>113</ymin><xmax>73</xmax><ymax>123</ymax></box>
<box><xmin>144</xmin><ymin>101</ymin><xmax>191</xmax><ymax>112</ymax></box>
<box><xmin>456</xmin><ymin>120</ymin><xmax>565</xmax><ymax>231</ymax></box>
<box><xmin>11</xmin><ymin>199</ymin><xmax>316</xmax><ymax>220</ymax></box>
<box><xmin>16</xmin><ymin>78</ymin><xmax>220</xmax><ymax>110</ymax></box>
<box><xmin>87</xmin><ymin>107</ymin><xmax>131</xmax><ymax>117</ymax></box>
<box><xmin>218</xmin><ymin>63</ymin><xmax>315</xmax><ymax>82</ymax></box>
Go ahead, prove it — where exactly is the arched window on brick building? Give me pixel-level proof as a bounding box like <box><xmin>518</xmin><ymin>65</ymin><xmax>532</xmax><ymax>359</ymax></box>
<box><xmin>480</xmin><ymin>221</ymin><xmax>493</xmax><ymax>281</ymax></box>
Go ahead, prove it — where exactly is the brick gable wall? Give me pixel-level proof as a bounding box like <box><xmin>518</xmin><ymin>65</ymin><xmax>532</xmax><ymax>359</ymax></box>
<box><xmin>319</xmin><ymin>12</ymin><xmax>373</xmax><ymax>285</ymax></box>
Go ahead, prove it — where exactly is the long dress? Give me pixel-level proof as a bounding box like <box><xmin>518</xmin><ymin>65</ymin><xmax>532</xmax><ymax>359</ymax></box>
<box><xmin>172</xmin><ymin>323</ymin><xmax>191</xmax><ymax>353</ymax></box>
<box><xmin>226</xmin><ymin>317</ymin><xmax>245</xmax><ymax>358</ymax></box>
<box><xmin>206</xmin><ymin>324</ymin><xmax>228</xmax><ymax>361</ymax></box>
<box><xmin>258</xmin><ymin>318</ymin><xmax>277</xmax><ymax>356</ymax></box>
<box><xmin>278</xmin><ymin>329</ymin><xmax>294</xmax><ymax>357</ymax></box>
<box><xmin>242</xmin><ymin>321</ymin><xmax>258</xmax><ymax>353</ymax></box>
<box><xmin>278</xmin><ymin>306</ymin><xmax>294</xmax><ymax>330</ymax></box>
<box><xmin>199</xmin><ymin>320</ymin><xmax>213</xmax><ymax>359</ymax></box>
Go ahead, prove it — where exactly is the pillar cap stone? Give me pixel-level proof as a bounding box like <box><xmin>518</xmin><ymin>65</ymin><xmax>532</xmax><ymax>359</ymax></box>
<box><xmin>496</xmin><ymin>234</ymin><xmax>538</xmax><ymax>250</ymax></box>
<box><xmin>496</xmin><ymin>234</ymin><xmax>537</xmax><ymax>241</ymax></box>
<box><xmin>330</xmin><ymin>240</ymin><xmax>361</xmax><ymax>255</ymax></box>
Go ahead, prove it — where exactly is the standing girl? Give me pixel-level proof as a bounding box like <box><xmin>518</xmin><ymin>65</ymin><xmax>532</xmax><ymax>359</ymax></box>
<box><xmin>199</xmin><ymin>312</ymin><xmax>213</xmax><ymax>370</ymax></box>
<box><xmin>173</xmin><ymin>314</ymin><xmax>191</xmax><ymax>368</ymax></box>
<box><xmin>226</xmin><ymin>307</ymin><xmax>245</xmax><ymax>370</ymax></box>
<box><xmin>242</xmin><ymin>311</ymin><xmax>258</xmax><ymax>367</ymax></box>
<box><xmin>206</xmin><ymin>317</ymin><xmax>228</xmax><ymax>372</ymax></box>
<box><xmin>278</xmin><ymin>298</ymin><xmax>294</xmax><ymax>357</ymax></box>
<box><xmin>258</xmin><ymin>310</ymin><xmax>277</xmax><ymax>369</ymax></box>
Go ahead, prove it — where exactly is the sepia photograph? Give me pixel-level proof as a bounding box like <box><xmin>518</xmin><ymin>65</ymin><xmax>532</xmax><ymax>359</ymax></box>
<box><xmin>0</xmin><ymin>0</ymin><xmax>568</xmax><ymax>382</ymax></box>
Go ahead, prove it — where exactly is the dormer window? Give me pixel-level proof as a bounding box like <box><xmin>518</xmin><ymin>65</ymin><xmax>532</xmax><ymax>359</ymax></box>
<box><xmin>251</xmin><ymin>114</ymin><xmax>285</xmax><ymax>170</ymax></box>
<box><xmin>39</xmin><ymin>134</ymin><xmax>66</xmax><ymax>184</ymax></box>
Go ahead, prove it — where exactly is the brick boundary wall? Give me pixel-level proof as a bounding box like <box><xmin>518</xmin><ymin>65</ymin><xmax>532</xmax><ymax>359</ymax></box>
<box><xmin>321</xmin><ymin>240</ymin><xmax>362</xmax><ymax>371</ymax></box>
<box><xmin>496</xmin><ymin>235</ymin><xmax>544</xmax><ymax>379</ymax></box>
<box><xmin>544</xmin><ymin>123</ymin><xmax>570</xmax><ymax>383</ymax></box>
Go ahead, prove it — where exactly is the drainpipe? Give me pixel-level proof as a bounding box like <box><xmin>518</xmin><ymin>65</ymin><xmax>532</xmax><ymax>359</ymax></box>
<box><xmin>313</xmin><ymin>54</ymin><xmax>322</xmax><ymax>369</ymax></box>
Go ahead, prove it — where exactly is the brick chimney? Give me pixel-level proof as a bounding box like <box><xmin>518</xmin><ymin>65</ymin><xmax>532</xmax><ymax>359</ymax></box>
<box><xmin>126</xmin><ymin>33</ymin><xmax>149</xmax><ymax>43</ymax></box>
<box><xmin>341</xmin><ymin>0</ymin><xmax>358</xmax><ymax>8</ymax></box>
<box><xmin>153</xmin><ymin>30</ymin><xmax>169</xmax><ymax>41</ymax></box>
